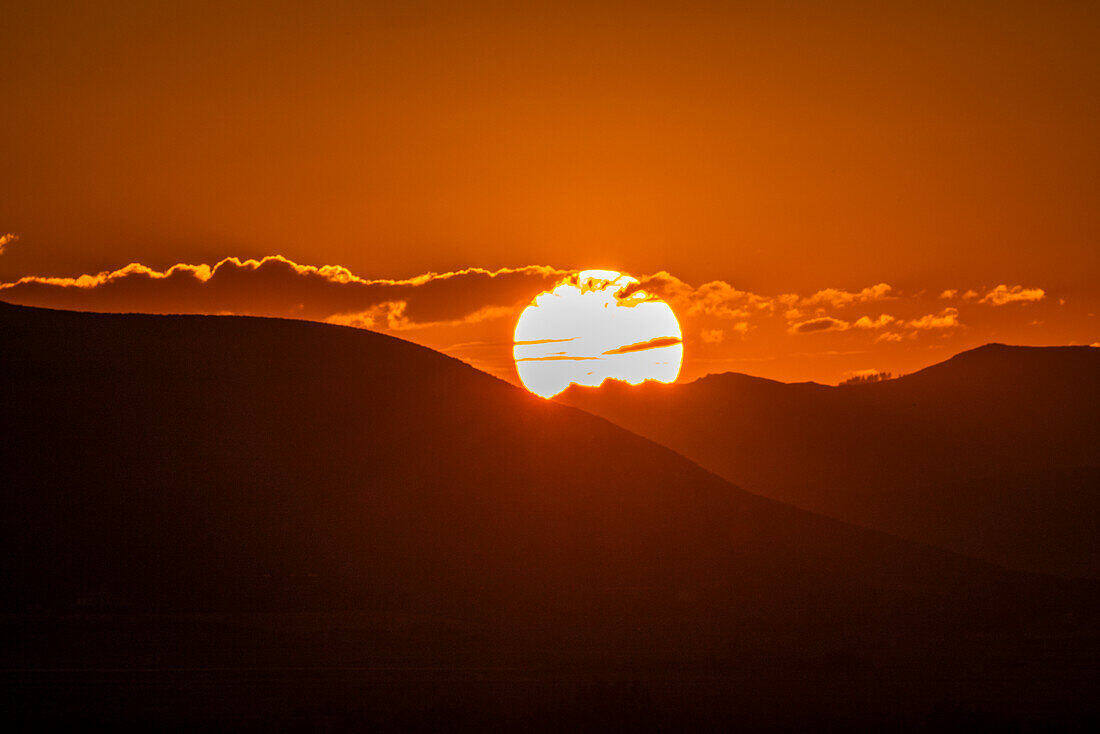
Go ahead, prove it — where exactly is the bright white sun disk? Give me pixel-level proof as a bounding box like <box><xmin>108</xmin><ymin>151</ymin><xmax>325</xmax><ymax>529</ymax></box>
<box><xmin>513</xmin><ymin>270</ymin><xmax>683</xmax><ymax>398</ymax></box>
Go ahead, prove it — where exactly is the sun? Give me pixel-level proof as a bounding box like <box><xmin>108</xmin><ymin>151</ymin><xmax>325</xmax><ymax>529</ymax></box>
<box><xmin>513</xmin><ymin>270</ymin><xmax>683</xmax><ymax>398</ymax></box>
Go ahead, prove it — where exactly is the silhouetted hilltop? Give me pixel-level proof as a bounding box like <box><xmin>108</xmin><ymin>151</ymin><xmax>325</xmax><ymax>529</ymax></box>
<box><xmin>559</xmin><ymin>343</ymin><xmax>1100</xmax><ymax>578</ymax></box>
<box><xmin>907</xmin><ymin>342</ymin><xmax>1095</xmax><ymax>382</ymax></box>
<box><xmin>2</xmin><ymin>303</ymin><xmax>1097</xmax><ymax>727</ymax></box>
<box><xmin>2</xmin><ymin>301</ymin><xmax>1030</xmax><ymax>615</ymax></box>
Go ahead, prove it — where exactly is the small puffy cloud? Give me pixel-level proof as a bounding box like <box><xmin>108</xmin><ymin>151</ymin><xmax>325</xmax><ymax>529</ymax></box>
<box><xmin>907</xmin><ymin>307</ymin><xmax>960</xmax><ymax>330</ymax></box>
<box><xmin>852</xmin><ymin>314</ymin><xmax>896</xmax><ymax>329</ymax></box>
<box><xmin>875</xmin><ymin>332</ymin><xmax>905</xmax><ymax>343</ymax></box>
<box><xmin>776</xmin><ymin>293</ymin><xmax>801</xmax><ymax>311</ymax></box>
<box><xmin>325</xmin><ymin>301</ymin><xmax>410</xmax><ymax>330</ymax></box>
<box><xmin>939</xmin><ymin>289</ymin><xmax>958</xmax><ymax>300</ymax></box>
<box><xmin>701</xmin><ymin>328</ymin><xmax>725</xmax><ymax>344</ymax></box>
<box><xmin>0</xmin><ymin>233</ymin><xmax>17</xmax><ymax>254</ymax></box>
<box><xmin>979</xmin><ymin>284</ymin><xmax>1046</xmax><ymax>306</ymax></box>
<box><xmin>788</xmin><ymin>316</ymin><xmax>850</xmax><ymax>335</ymax></box>
<box><xmin>798</xmin><ymin>283</ymin><xmax>893</xmax><ymax>309</ymax></box>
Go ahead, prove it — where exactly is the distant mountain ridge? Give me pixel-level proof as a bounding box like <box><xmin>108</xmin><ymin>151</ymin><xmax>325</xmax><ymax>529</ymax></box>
<box><xmin>559</xmin><ymin>343</ymin><xmax>1100</xmax><ymax>578</ymax></box>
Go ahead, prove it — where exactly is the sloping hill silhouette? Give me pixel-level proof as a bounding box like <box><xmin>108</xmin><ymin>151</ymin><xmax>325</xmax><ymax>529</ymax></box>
<box><xmin>559</xmin><ymin>344</ymin><xmax>1100</xmax><ymax>578</ymax></box>
<box><xmin>1</xmin><ymin>303</ymin><xmax>1096</xmax><ymax>727</ymax></box>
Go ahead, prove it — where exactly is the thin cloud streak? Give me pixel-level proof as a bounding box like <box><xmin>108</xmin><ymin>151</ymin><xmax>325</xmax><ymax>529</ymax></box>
<box><xmin>602</xmin><ymin>336</ymin><xmax>684</xmax><ymax>356</ymax></box>
<box><xmin>515</xmin><ymin>355</ymin><xmax>601</xmax><ymax>362</ymax></box>
<box><xmin>514</xmin><ymin>337</ymin><xmax>580</xmax><ymax>346</ymax></box>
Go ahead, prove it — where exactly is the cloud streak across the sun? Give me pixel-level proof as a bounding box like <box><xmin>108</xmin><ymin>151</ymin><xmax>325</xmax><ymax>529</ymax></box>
<box><xmin>602</xmin><ymin>336</ymin><xmax>684</xmax><ymax>356</ymax></box>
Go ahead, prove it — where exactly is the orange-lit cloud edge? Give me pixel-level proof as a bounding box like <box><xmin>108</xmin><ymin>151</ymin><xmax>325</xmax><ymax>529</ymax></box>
<box><xmin>0</xmin><ymin>254</ymin><xmax>1074</xmax><ymax>386</ymax></box>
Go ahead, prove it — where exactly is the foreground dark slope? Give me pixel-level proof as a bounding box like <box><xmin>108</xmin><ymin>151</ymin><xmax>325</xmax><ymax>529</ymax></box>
<box><xmin>1</xmin><ymin>303</ymin><xmax>1097</xmax><ymax>728</ymax></box>
<box><xmin>559</xmin><ymin>345</ymin><xmax>1100</xmax><ymax>578</ymax></box>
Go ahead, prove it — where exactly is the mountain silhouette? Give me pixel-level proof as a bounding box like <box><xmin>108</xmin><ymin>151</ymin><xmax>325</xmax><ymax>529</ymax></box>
<box><xmin>559</xmin><ymin>344</ymin><xmax>1100</xmax><ymax>578</ymax></box>
<box><xmin>2</xmin><ymin>302</ymin><xmax>1097</xmax><ymax>728</ymax></box>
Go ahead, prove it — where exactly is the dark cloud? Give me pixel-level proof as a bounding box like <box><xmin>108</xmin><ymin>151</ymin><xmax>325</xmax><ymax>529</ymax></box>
<box><xmin>0</xmin><ymin>256</ymin><xmax>569</xmax><ymax>329</ymax></box>
<box><xmin>788</xmin><ymin>317</ymin><xmax>850</xmax><ymax>335</ymax></box>
<box><xmin>602</xmin><ymin>336</ymin><xmax>683</xmax><ymax>355</ymax></box>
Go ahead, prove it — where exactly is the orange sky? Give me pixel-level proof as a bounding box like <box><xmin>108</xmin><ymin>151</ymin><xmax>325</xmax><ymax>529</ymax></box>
<box><xmin>1</xmin><ymin>1</ymin><xmax>1097</xmax><ymax>384</ymax></box>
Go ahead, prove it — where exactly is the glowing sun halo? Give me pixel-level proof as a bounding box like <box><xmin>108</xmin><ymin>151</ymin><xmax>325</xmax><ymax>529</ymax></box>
<box><xmin>513</xmin><ymin>270</ymin><xmax>683</xmax><ymax>398</ymax></box>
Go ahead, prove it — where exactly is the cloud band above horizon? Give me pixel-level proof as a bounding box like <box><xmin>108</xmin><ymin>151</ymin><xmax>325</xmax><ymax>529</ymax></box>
<box><xmin>0</xmin><ymin>255</ymin><xmax>1056</xmax><ymax>385</ymax></box>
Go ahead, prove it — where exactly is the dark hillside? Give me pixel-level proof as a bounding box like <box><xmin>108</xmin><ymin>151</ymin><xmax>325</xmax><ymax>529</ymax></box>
<box><xmin>560</xmin><ymin>344</ymin><xmax>1100</xmax><ymax>578</ymax></box>
<box><xmin>2</xmin><ymin>303</ymin><xmax>1096</xmax><ymax>728</ymax></box>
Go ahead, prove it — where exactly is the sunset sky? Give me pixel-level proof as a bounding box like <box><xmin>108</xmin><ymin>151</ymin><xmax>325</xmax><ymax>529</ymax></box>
<box><xmin>2</xmin><ymin>0</ymin><xmax>1097</xmax><ymax>385</ymax></box>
